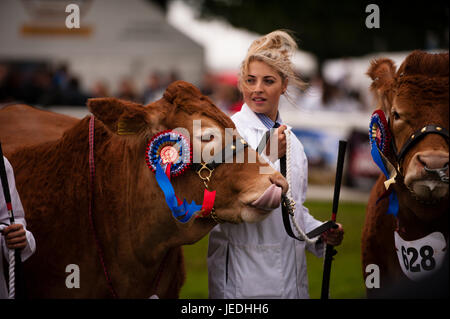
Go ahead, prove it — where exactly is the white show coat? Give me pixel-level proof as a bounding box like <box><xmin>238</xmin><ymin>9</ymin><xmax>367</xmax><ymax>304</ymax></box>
<box><xmin>0</xmin><ymin>156</ymin><xmax>36</xmax><ymax>299</ymax></box>
<box><xmin>208</xmin><ymin>104</ymin><xmax>325</xmax><ymax>299</ymax></box>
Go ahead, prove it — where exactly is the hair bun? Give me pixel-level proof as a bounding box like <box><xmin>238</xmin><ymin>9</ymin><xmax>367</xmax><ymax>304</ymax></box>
<box><xmin>250</xmin><ymin>30</ymin><xmax>297</xmax><ymax>58</ymax></box>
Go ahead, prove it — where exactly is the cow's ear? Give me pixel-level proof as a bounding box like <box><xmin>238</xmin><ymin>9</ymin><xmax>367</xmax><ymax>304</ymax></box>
<box><xmin>87</xmin><ymin>98</ymin><xmax>148</xmax><ymax>135</ymax></box>
<box><xmin>367</xmin><ymin>58</ymin><xmax>396</xmax><ymax>92</ymax></box>
<box><xmin>367</xmin><ymin>58</ymin><xmax>397</xmax><ymax>111</ymax></box>
<box><xmin>163</xmin><ymin>80</ymin><xmax>202</xmax><ymax>105</ymax></box>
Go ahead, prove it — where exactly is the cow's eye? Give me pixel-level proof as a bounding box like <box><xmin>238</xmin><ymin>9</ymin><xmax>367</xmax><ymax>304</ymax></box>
<box><xmin>392</xmin><ymin>111</ymin><xmax>400</xmax><ymax>120</ymax></box>
<box><xmin>202</xmin><ymin>135</ymin><xmax>214</xmax><ymax>142</ymax></box>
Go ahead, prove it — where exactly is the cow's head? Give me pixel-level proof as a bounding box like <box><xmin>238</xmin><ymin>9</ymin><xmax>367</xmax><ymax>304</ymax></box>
<box><xmin>367</xmin><ymin>51</ymin><xmax>449</xmax><ymax>217</ymax></box>
<box><xmin>87</xmin><ymin>81</ymin><xmax>287</xmax><ymax>241</ymax></box>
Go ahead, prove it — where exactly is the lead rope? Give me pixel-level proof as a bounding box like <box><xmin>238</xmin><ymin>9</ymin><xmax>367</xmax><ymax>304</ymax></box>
<box><xmin>0</xmin><ymin>224</ymin><xmax>15</xmax><ymax>298</ymax></box>
<box><xmin>7</xmin><ymin>248</ymin><xmax>14</xmax><ymax>298</ymax></box>
<box><xmin>285</xmin><ymin>129</ymin><xmax>320</xmax><ymax>245</ymax></box>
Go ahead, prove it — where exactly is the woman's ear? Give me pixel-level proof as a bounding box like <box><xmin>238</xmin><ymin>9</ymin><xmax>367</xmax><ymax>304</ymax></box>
<box><xmin>281</xmin><ymin>78</ymin><xmax>288</xmax><ymax>94</ymax></box>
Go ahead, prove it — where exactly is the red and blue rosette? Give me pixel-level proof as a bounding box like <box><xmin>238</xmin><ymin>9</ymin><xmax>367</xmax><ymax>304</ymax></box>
<box><xmin>146</xmin><ymin>130</ymin><xmax>204</xmax><ymax>223</ymax></box>
<box><xmin>146</xmin><ymin>130</ymin><xmax>192</xmax><ymax>179</ymax></box>
<box><xmin>369</xmin><ymin>110</ymin><xmax>398</xmax><ymax>216</ymax></box>
<box><xmin>369</xmin><ymin>110</ymin><xmax>391</xmax><ymax>157</ymax></box>
<box><xmin>154</xmin><ymin>161</ymin><xmax>203</xmax><ymax>223</ymax></box>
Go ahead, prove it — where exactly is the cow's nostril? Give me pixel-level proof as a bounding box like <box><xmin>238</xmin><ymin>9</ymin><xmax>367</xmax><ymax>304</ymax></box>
<box><xmin>417</xmin><ymin>155</ymin><xmax>427</xmax><ymax>167</ymax></box>
<box><xmin>417</xmin><ymin>153</ymin><xmax>449</xmax><ymax>170</ymax></box>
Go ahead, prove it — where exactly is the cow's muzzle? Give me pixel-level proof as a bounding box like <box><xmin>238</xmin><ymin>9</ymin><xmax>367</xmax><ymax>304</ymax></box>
<box><xmin>405</xmin><ymin>151</ymin><xmax>449</xmax><ymax>203</ymax></box>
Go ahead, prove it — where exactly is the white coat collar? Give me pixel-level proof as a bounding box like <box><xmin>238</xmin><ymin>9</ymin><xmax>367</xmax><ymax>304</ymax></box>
<box><xmin>236</xmin><ymin>103</ymin><xmax>292</xmax><ymax>131</ymax></box>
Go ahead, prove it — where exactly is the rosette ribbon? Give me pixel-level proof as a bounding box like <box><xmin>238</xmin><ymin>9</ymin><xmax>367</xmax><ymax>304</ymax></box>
<box><xmin>155</xmin><ymin>160</ymin><xmax>203</xmax><ymax>222</ymax></box>
<box><xmin>369</xmin><ymin>110</ymin><xmax>399</xmax><ymax>216</ymax></box>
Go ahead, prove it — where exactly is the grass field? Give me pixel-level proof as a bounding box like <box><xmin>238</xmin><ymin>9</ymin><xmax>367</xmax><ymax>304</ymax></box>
<box><xmin>180</xmin><ymin>200</ymin><xmax>368</xmax><ymax>299</ymax></box>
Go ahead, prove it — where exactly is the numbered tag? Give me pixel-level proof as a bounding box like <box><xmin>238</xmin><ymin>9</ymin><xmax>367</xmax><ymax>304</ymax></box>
<box><xmin>394</xmin><ymin>231</ymin><xmax>447</xmax><ymax>282</ymax></box>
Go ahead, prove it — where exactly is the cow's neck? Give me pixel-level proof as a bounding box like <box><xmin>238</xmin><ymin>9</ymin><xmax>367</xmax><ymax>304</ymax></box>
<box><xmin>88</xmin><ymin>130</ymin><xmax>169</xmax><ymax>296</ymax></box>
<box><xmin>91</xmin><ymin>127</ymin><xmax>216</xmax><ymax>297</ymax></box>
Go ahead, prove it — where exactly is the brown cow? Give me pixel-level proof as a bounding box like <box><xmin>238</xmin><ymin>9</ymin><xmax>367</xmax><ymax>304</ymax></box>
<box><xmin>2</xmin><ymin>81</ymin><xmax>288</xmax><ymax>298</ymax></box>
<box><xmin>0</xmin><ymin>104</ymin><xmax>78</xmax><ymax>155</ymax></box>
<box><xmin>362</xmin><ymin>51</ymin><xmax>449</xmax><ymax>298</ymax></box>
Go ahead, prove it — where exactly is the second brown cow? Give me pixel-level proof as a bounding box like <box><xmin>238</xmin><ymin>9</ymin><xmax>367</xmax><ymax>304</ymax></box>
<box><xmin>362</xmin><ymin>51</ymin><xmax>449</xmax><ymax>297</ymax></box>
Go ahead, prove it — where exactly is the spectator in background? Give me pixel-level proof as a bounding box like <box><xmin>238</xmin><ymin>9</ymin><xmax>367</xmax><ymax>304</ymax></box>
<box><xmin>142</xmin><ymin>72</ymin><xmax>164</xmax><ymax>104</ymax></box>
<box><xmin>200</xmin><ymin>72</ymin><xmax>215</xmax><ymax>97</ymax></box>
<box><xmin>295</xmin><ymin>74</ymin><xmax>323</xmax><ymax>111</ymax></box>
<box><xmin>61</xmin><ymin>76</ymin><xmax>88</xmax><ymax>106</ymax></box>
<box><xmin>52</xmin><ymin>64</ymin><xmax>69</xmax><ymax>91</ymax></box>
<box><xmin>90</xmin><ymin>80</ymin><xmax>109</xmax><ymax>98</ymax></box>
<box><xmin>295</xmin><ymin>74</ymin><xmax>365</xmax><ymax>112</ymax></box>
<box><xmin>213</xmin><ymin>83</ymin><xmax>242</xmax><ymax>114</ymax></box>
<box><xmin>0</xmin><ymin>65</ymin><xmax>24</xmax><ymax>104</ymax></box>
<box><xmin>321</xmin><ymin>78</ymin><xmax>363</xmax><ymax>111</ymax></box>
<box><xmin>117</xmin><ymin>78</ymin><xmax>138</xmax><ymax>102</ymax></box>
<box><xmin>0</xmin><ymin>64</ymin><xmax>11</xmax><ymax>103</ymax></box>
<box><xmin>208</xmin><ymin>73</ymin><xmax>243</xmax><ymax>114</ymax></box>
<box><xmin>166</xmin><ymin>69</ymin><xmax>180</xmax><ymax>86</ymax></box>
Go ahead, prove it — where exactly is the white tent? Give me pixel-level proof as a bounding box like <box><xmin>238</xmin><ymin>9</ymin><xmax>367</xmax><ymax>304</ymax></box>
<box><xmin>0</xmin><ymin>0</ymin><xmax>205</xmax><ymax>93</ymax></box>
<box><xmin>167</xmin><ymin>0</ymin><xmax>318</xmax><ymax>76</ymax></box>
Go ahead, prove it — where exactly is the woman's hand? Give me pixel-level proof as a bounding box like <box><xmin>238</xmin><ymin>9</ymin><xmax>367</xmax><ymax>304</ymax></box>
<box><xmin>265</xmin><ymin>125</ymin><xmax>287</xmax><ymax>162</ymax></box>
<box><xmin>1</xmin><ymin>224</ymin><xmax>27</xmax><ymax>250</ymax></box>
<box><xmin>322</xmin><ymin>223</ymin><xmax>344</xmax><ymax>246</ymax></box>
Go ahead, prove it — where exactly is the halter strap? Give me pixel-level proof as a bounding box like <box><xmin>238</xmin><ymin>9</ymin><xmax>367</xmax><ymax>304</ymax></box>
<box><xmin>190</xmin><ymin>138</ymin><xmax>247</xmax><ymax>220</ymax></box>
<box><xmin>392</xmin><ymin>124</ymin><xmax>449</xmax><ymax>162</ymax></box>
<box><xmin>191</xmin><ymin>137</ymin><xmax>248</xmax><ymax>172</ymax></box>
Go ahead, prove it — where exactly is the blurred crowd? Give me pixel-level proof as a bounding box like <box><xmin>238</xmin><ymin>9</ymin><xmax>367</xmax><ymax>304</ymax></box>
<box><xmin>0</xmin><ymin>63</ymin><xmax>179</xmax><ymax>108</ymax></box>
<box><xmin>296</xmin><ymin>74</ymin><xmax>366</xmax><ymax>112</ymax></box>
<box><xmin>0</xmin><ymin>63</ymin><xmax>88</xmax><ymax>107</ymax></box>
<box><xmin>0</xmin><ymin>62</ymin><xmax>367</xmax><ymax>115</ymax></box>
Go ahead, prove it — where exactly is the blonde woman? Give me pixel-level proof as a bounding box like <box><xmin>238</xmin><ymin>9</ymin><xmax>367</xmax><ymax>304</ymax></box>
<box><xmin>207</xmin><ymin>30</ymin><xmax>344</xmax><ymax>299</ymax></box>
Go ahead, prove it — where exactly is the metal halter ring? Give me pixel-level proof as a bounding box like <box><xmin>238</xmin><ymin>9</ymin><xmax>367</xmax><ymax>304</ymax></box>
<box><xmin>196</xmin><ymin>163</ymin><xmax>214</xmax><ymax>188</ymax></box>
<box><xmin>424</xmin><ymin>163</ymin><xmax>449</xmax><ymax>184</ymax></box>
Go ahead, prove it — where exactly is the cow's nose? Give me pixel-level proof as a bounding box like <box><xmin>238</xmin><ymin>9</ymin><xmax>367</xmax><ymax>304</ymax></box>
<box><xmin>416</xmin><ymin>151</ymin><xmax>449</xmax><ymax>170</ymax></box>
<box><xmin>269</xmin><ymin>171</ymin><xmax>289</xmax><ymax>195</ymax></box>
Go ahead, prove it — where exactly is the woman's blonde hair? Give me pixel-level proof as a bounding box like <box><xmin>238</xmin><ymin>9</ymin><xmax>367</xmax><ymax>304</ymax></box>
<box><xmin>239</xmin><ymin>30</ymin><xmax>307</xmax><ymax>95</ymax></box>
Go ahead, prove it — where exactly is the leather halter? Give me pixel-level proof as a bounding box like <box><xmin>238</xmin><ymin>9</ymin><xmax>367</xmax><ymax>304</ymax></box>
<box><xmin>391</xmin><ymin>124</ymin><xmax>449</xmax><ymax>163</ymax></box>
<box><xmin>191</xmin><ymin>137</ymin><xmax>248</xmax><ymax>173</ymax></box>
<box><xmin>191</xmin><ymin>137</ymin><xmax>248</xmax><ymax>223</ymax></box>
<box><xmin>191</xmin><ymin>137</ymin><xmax>248</xmax><ymax>189</ymax></box>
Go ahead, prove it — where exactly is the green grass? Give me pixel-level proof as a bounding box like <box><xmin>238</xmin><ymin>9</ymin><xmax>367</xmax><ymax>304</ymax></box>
<box><xmin>304</xmin><ymin>201</ymin><xmax>367</xmax><ymax>299</ymax></box>
<box><xmin>180</xmin><ymin>200</ymin><xmax>367</xmax><ymax>299</ymax></box>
